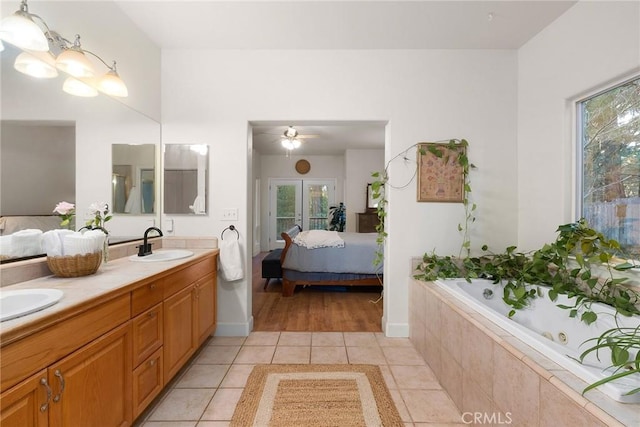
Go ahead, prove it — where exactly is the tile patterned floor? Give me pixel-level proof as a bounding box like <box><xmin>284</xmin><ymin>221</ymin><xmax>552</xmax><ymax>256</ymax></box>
<box><xmin>135</xmin><ymin>332</ymin><xmax>464</xmax><ymax>426</ymax></box>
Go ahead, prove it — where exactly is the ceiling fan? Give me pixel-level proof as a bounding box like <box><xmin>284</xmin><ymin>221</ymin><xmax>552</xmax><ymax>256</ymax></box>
<box><xmin>259</xmin><ymin>126</ymin><xmax>320</xmax><ymax>150</ymax></box>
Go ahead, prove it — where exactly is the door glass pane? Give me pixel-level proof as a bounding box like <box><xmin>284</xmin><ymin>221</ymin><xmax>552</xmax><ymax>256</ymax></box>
<box><xmin>307</xmin><ymin>184</ymin><xmax>329</xmax><ymax>230</ymax></box>
<box><xmin>276</xmin><ymin>184</ymin><xmax>297</xmax><ymax>236</ymax></box>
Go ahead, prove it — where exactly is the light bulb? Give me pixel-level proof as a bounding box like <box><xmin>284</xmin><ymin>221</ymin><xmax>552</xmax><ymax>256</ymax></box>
<box><xmin>97</xmin><ymin>70</ymin><xmax>128</xmax><ymax>97</ymax></box>
<box><xmin>62</xmin><ymin>76</ymin><xmax>98</xmax><ymax>97</ymax></box>
<box><xmin>0</xmin><ymin>10</ymin><xmax>48</xmax><ymax>51</ymax></box>
<box><xmin>14</xmin><ymin>51</ymin><xmax>58</xmax><ymax>78</ymax></box>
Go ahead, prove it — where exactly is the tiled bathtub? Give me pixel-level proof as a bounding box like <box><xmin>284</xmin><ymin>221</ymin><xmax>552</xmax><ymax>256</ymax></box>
<box><xmin>409</xmin><ymin>279</ymin><xmax>639</xmax><ymax>426</ymax></box>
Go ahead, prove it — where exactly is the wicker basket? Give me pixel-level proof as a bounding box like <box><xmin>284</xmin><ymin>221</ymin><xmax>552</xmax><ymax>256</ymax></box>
<box><xmin>47</xmin><ymin>252</ymin><xmax>103</xmax><ymax>278</ymax></box>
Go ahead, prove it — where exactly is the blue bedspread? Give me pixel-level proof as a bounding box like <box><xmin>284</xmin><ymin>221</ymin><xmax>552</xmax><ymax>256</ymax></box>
<box><xmin>282</xmin><ymin>231</ymin><xmax>382</xmax><ymax>274</ymax></box>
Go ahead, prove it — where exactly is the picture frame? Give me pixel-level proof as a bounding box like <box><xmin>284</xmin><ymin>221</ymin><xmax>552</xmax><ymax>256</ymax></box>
<box><xmin>417</xmin><ymin>142</ymin><xmax>465</xmax><ymax>203</ymax></box>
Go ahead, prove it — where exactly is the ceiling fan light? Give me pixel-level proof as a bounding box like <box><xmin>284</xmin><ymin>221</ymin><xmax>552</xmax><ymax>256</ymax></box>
<box><xmin>281</xmin><ymin>139</ymin><xmax>294</xmax><ymax>150</ymax></box>
<box><xmin>284</xmin><ymin>126</ymin><xmax>298</xmax><ymax>139</ymax></box>
<box><xmin>0</xmin><ymin>10</ymin><xmax>48</xmax><ymax>51</ymax></box>
<box><xmin>62</xmin><ymin>76</ymin><xmax>98</xmax><ymax>97</ymax></box>
<box><xmin>56</xmin><ymin>48</ymin><xmax>95</xmax><ymax>78</ymax></box>
<box><xmin>97</xmin><ymin>69</ymin><xmax>128</xmax><ymax>97</ymax></box>
<box><xmin>14</xmin><ymin>50</ymin><xmax>58</xmax><ymax>78</ymax></box>
<box><xmin>292</xmin><ymin>139</ymin><xmax>301</xmax><ymax>149</ymax></box>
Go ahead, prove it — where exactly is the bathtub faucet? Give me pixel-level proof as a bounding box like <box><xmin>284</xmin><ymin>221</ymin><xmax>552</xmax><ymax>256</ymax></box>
<box><xmin>482</xmin><ymin>288</ymin><xmax>494</xmax><ymax>299</ymax></box>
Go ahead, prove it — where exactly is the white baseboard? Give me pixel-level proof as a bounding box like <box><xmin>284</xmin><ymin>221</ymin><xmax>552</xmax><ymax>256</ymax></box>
<box><xmin>215</xmin><ymin>318</ymin><xmax>253</xmax><ymax>337</ymax></box>
<box><xmin>383</xmin><ymin>320</ymin><xmax>409</xmax><ymax>337</ymax></box>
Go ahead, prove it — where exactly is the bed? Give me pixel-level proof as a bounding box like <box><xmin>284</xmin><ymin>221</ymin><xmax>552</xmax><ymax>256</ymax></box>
<box><xmin>279</xmin><ymin>225</ymin><xmax>383</xmax><ymax>297</ymax></box>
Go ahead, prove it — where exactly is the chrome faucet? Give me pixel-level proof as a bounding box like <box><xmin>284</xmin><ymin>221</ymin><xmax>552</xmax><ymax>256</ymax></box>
<box><xmin>138</xmin><ymin>227</ymin><xmax>163</xmax><ymax>256</ymax></box>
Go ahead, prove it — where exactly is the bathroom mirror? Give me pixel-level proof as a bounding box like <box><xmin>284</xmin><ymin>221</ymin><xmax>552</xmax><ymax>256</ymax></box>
<box><xmin>112</xmin><ymin>144</ymin><xmax>156</xmax><ymax>214</ymax></box>
<box><xmin>0</xmin><ymin>47</ymin><xmax>161</xmax><ymax>263</ymax></box>
<box><xmin>164</xmin><ymin>144</ymin><xmax>209</xmax><ymax>215</ymax></box>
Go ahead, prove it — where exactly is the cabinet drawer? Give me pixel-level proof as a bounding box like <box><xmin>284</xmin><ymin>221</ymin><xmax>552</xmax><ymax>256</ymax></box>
<box><xmin>132</xmin><ymin>280</ymin><xmax>164</xmax><ymax>317</ymax></box>
<box><xmin>132</xmin><ymin>348</ymin><xmax>163</xmax><ymax>419</ymax></box>
<box><xmin>163</xmin><ymin>256</ymin><xmax>216</xmax><ymax>298</ymax></box>
<box><xmin>132</xmin><ymin>303</ymin><xmax>163</xmax><ymax>367</ymax></box>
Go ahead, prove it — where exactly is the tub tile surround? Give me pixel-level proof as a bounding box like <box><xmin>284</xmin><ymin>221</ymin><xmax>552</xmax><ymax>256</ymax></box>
<box><xmin>0</xmin><ymin>236</ymin><xmax>218</xmax><ymax>287</ymax></box>
<box><xmin>409</xmin><ymin>279</ymin><xmax>639</xmax><ymax>427</ymax></box>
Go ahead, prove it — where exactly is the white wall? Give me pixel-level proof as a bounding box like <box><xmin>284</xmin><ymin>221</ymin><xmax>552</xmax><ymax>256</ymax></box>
<box><xmin>517</xmin><ymin>1</ymin><xmax>640</xmax><ymax>252</ymax></box>
<box><xmin>344</xmin><ymin>149</ymin><xmax>385</xmax><ymax>232</ymax></box>
<box><xmin>162</xmin><ymin>49</ymin><xmax>518</xmax><ymax>336</ymax></box>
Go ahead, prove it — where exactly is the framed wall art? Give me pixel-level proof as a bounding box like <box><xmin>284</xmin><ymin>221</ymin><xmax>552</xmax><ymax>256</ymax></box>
<box><xmin>417</xmin><ymin>142</ymin><xmax>465</xmax><ymax>202</ymax></box>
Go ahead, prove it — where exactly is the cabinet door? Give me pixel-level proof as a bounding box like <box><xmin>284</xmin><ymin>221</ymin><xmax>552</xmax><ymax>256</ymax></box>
<box><xmin>0</xmin><ymin>369</ymin><xmax>49</xmax><ymax>427</ymax></box>
<box><xmin>48</xmin><ymin>322</ymin><xmax>132</xmax><ymax>427</ymax></box>
<box><xmin>195</xmin><ymin>273</ymin><xmax>217</xmax><ymax>345</ymax></box>
<box><xmin>163</xmin><ymin>284</ymin><xmax>196</xmax><ymax>383</ymax></box>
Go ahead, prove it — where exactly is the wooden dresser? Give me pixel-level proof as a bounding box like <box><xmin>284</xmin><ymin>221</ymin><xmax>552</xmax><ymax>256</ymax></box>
<box><xmin>356</xmin><ymin>211</ymin><xmax>380</xmax><ymax>233</ymax></box>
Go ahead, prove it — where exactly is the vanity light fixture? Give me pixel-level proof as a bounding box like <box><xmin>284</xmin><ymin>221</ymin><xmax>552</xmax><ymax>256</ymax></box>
<box><xmin>0</xmin><ymin>0</ymin><xmax>49</xmax><ymax>51</ymax></box>
<box><xmin>13</xmin><ymin>50</ymin><xmax>58</xmax><ymax>78</ymax></box>
<box><xmin>62</xmin><ymin>76</ymin><xmax>98</xmax><ymax>97</ymax></box>
<box><xmin>0</xmin><ymin>0</ymin><xmax>128</xmax><ymax>98</ymax></box>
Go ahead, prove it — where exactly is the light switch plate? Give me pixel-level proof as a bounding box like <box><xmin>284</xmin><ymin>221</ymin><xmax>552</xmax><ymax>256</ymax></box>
<box><xmin>222</xmin><ymin>208</ymin><xmax>238</xmax><ymax>221</ymax></box>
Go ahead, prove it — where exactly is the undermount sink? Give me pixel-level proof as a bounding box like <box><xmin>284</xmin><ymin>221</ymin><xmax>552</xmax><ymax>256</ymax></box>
<box><xmin>129</xmin><ymin>249</ymin><xmax>194</xmax><ymax>263</ymax></box>
<box><xmin>0</xmin><ymin>289</ymin><xmax>64</xmax><ymax>322</ymax></box>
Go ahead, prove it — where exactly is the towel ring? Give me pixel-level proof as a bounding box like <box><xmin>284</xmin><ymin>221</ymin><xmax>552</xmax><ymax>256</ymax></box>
<box><xmin>221</xmin><ymin>225</ymin><xmax>239</xmax><ymax>240</ymax></box>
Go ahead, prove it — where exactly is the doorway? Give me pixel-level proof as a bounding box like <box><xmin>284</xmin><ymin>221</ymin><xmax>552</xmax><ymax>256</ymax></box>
<box><xmin>268</xmin><ymin>178</ymin><xmax>336</xmax><ymax>249</ymax></box>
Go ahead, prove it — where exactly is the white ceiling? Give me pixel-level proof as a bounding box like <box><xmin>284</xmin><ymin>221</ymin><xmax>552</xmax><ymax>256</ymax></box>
<box><xmin>115</xmin><ymin>0</ymin><xmax>577</xmax><ymax>155</ymax></box>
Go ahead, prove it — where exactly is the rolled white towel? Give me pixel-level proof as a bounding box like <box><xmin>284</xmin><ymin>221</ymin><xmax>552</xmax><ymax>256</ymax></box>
<box><xmin>0</xmin><ymin>235</ymin><xmax>13</xmax><ymax>257</ymax></box>
<box><xmin>43</xmin><ymin>230</ymin><xmax>63</xmax><ymax>256</ymax></box>
<box><xmin>82</xmin><ymin>229</ymin><xmax>107</xmax><ymax>253</ymax></box>
<box><xmin>63</xmin><ymin>233</ymin><xmax>95</xmax><ymax>256</ymax></box>
<box><xmin>11</xmin><ymin>229</ymin><xmax>43</xmax><ymax>257</ymax></box>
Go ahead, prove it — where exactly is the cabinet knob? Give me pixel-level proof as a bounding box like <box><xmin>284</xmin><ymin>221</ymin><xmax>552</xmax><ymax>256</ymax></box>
<box><xmin>148</xmin><ymin>311</ymin><xmax>156</xmax><ymax>318</ymax></box>
<box><xmin>39</xmin><ymin>377</ymin><xmax>52</xmax><ymax>412</ymax></box>
<box><xmin>149</xmin><ymin>359</ymin><xmax>156</xmax><ymax>367</ymax></box>
<box><xmin>149</xmin><ymin>283</ymin><xmax>156</xmax><ymax>290</ymax></box>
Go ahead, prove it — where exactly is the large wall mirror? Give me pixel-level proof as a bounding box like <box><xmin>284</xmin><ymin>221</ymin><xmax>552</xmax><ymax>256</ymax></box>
<box><xmin>0</xmin><ymin>43</ymin><xmax>161</xmax><ymax>263</ymax></box>
<box><xmin>112</xmin><ymin>144</ymin><xmax>156</xmax><ymax>214</ymax></box>
<box><xmin>164</xmin><ymin>144</ymin><xmax>209</xmax><ymax>215</ymax></box>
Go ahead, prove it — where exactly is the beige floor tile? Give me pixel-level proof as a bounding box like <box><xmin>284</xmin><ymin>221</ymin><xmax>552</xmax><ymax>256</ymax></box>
<box><xmin>244</xmin><ymin>331</ymin><xmax>280</xmax><ymax>346</ymax></box>
<box><xmin>346</xmin><ymin>346</ymin><xmax>387</xmax><ymax>364</ymax></box>
<box><xmin>343</xmin><ymin>332</ymin><xmax>378</xmax><ymax>347</ymax></box>
<box><xmin>382</xmin><ymin>346</ymin><xmax>426</xmax><ymax>365</ymax></box>
<box><xmin>375</xmin><ymin>332</ymin><xmax>413</xmax><ymax>347</ymax></box>
<box><xmin>389</xmin><ymin>389</ymin><xmax>412</xmax><ymax>422</ymax></box>
<box><xmin>278</xmin><ymin>331</ymin><xmax>312</xmax><ymax>346</ymax></box>
<box><xmin>220</xmin><ymin>364</ymin><xmax>255</xmax><ymax>388</ymax></box>
<box><xmin>148</xmin><ymin>389</ymin><xmax>215</xmax><ymax>421</ymax></box>
<box><xmin>175</xmin><ymin>364</ymin><xmax>230</xmax><ymax>388</ymax></box>
<box><xmin>195</xmin><ymin>346</ymin><xmax>240</xmax><ymax>364</ymax></box>
<box><xmin>272</xmin><ymin>346</ymin><xmax>311</xmax><ymax>364</ymax></box>
<box><xmin>201</xmin><ymin>388</ymin><xmax>244</xmax><ymax>421</ymax></box>
<box><xmin>234</xmin><ymin>345</ymin><xmax>276</xmax><ymax>364</ymax></box>
<box><xmin>390</xmin><ymin>365</ymin><xmax>440</xmax><ymax>389</ymax></box>
<box><xmin>311</xmin><ymin>331</ymin><xmax>345</xmax><ymax>346</ymax></box>
<box><xmin>208</xmin><ymin>336</ymin><xmax>246</xmax><ymax>346</ymax></box>
<box><xmin>310</xmin><ymin>346</ymin><xmax>348</xmax><ymax>364</ymax></box>
<box><xmin>378</xmin><ymin>365</ymin><xmax>398</xmax><ymax>390</ymax></box>
<box><xmin>400</xmin><ymin>389</ymin><xmax>461</xmax><ymax>423</ymax></box>
<box><xmin>142</xmin><ymin>423</ymin><xmax>197</xmax><ymax>427</ymax></box>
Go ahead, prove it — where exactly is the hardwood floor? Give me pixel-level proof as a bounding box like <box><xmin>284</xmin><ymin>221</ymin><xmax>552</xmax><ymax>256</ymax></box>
<box><xmin>251</xmin><ymin>252</ymin><xmax>384</xmax><ymax>332</ymax></box>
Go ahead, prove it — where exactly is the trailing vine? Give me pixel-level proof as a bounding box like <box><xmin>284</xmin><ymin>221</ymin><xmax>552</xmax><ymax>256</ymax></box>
<box><xmin>370</xmin><ymin>138</ymin><xmax>476</xmax><ymax>267</ymax></box>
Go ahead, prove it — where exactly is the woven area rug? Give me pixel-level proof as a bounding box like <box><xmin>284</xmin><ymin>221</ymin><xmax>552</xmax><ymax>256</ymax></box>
<box><xmin>230</xmin><ymin>364</ymin><xmax>404</xmax><ymax>427</ymax></box>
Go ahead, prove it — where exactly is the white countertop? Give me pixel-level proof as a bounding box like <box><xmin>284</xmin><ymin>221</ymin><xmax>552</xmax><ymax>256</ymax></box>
<box><xmin>0</xmin><ymin>248</ymin><xmax>218</xmax><ymax>343</ymax></box>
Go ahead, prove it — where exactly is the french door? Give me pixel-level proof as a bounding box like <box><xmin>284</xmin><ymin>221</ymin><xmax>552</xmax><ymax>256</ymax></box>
<box><xmin>268</xmin><ymin>179</ymin><xmax>335</xmax><ymax>249</ymax></box>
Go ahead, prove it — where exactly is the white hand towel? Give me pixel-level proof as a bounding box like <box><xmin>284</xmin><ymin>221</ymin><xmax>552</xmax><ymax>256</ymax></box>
<box><xmin>11</xmin><ymin>229</ymin><xmax>43</xmax><ymax>257</ymax></box>
<box><xmin>83</xmin><ymin>229</ymin><xmax>106</xmax><ymax>253</ymax></box>
<box><xmin>43</xmin><ymin>230</ymin><xmax>63</xmax><ymax>256</ymax></box>
<box><xmin>219</xmin><ymin>239</ymin><xmax>244</xmax><ymax>281</ymax></box>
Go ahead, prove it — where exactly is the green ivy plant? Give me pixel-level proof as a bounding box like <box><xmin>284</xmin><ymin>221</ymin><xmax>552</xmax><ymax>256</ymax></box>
<box><xmin>371</xmin><ymin>139</ymin><xmax>475</xmax><ymax>267</ymax></box>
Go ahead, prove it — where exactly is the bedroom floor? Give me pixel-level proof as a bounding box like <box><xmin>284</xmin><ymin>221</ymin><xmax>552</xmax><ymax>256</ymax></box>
<box><xmin>251</xmin><ymin>252</ymin><xmax>384</xmax><ymax>332</ymax></box>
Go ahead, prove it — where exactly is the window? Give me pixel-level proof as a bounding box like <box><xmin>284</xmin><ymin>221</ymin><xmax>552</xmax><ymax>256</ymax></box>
<box><xmin>578</xmin><ymin>77</ymin><xmax>640</xmax><ymax>258</ymax></box>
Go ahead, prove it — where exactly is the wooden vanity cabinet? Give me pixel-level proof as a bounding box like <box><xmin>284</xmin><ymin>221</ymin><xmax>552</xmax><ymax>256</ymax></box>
<box><xmin>0</xmin><ymin>252</ymin><xmax>218</xmax><ymax>427</ymax></box>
